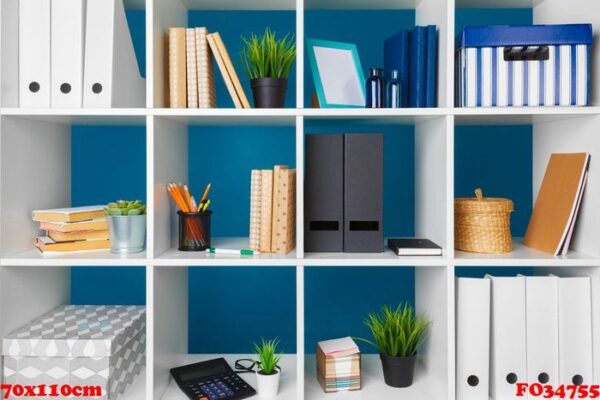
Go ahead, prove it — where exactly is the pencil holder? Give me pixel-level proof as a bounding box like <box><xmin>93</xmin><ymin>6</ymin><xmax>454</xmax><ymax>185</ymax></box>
<box><xmin>178</xmin><ymin>211</ymin><xmax>212</xmax><ymax>251</ymax></box>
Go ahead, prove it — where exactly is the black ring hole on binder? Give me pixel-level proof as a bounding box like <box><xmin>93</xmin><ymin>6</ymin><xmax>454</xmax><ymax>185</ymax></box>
<box><xmin>60</xmin><ymin>83</ymin><xmax>71</xmax><ymax>94</ymax></box>
<box><xmin>349</xmin><ymin>221</ymin><xmax>379</xmax><ymax>231</ymax></box>
<box><xmin>572</xmin><ymin>375</ymin><xmax>584</xmax><ymax>386</ymax></box>
<box><xmin>506</xmin><ymin>373</ymin><xmax>518</xmax><ymax>384</ymax></box>
<box><xmin>503</xmin><ymin>46</ymin><xmax>550</xmax><ymax>62</ymax></box>
<box><xmin>92</xmin><ymin>83</ymin><xmax>103</xmax><ymax>94</ymax></box>
<box><xmin>467</xmin><ymin>375</ymin><xmax>479</xmax><ymax>387</ymax></box>
<box><xmin>310</xmin><ymin>221</ymin><xmax>339</xmax><ymax>231</ymax></box>
<box><xmin>538</xmin><ymin>373</ymin><xmax>550</xmax><ymax>384</ymax></box>
<box><xmin>29</xmin><ymin>82</ymin><xmax>40</xmax><ymax>93</ymax></box>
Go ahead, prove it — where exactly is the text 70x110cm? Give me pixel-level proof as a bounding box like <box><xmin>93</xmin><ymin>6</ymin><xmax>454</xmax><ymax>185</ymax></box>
<box><xmin>1</xmin><ymin>384</ymin><xmax>102</xmax><ymax>398</ymax></box>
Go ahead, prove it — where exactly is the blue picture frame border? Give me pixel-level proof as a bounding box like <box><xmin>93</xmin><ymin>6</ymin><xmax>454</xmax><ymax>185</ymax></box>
<box><xmin>306</xmin><ymin>38</ymin><xmax>366</xmax><ymax>108</ymax></box>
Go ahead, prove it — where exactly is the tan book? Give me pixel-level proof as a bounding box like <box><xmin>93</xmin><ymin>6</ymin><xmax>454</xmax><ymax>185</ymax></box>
<box><xmin>40</xmin><ymin>219</ymin><xmax>108</xmax><ymax>233</ymax></box>
<box><xmin>523</xmin><ymin>153</ymin><xmax>590</xmax><ymax>255</ymax></box>
<box><xmin>270</xmin><ymin>165</ymin><xmax>288</xmax><ymax>251</ymax></box>
<box><xmin>32</xmin><ymin>206</ymin><xmax>105</xmax><ymax>223</ymax></box>
<box><xmin>211</xmin><ymin>32</ymin><xmax>251</xmax><ymax>108</ymax></box>
<box><xmin>273</xmin><ymin>169</ymin><xmax>296</xmax><ymax>255</ymax></box>
<box><xmin>207</xmin><ymin>33</ymin><xmax>242</xmax><ymax>108</ymax></box>
<box><xmin>169</xmin><ymin>27</ymin><xmax>187</xmax><ymax>108</ymax></box>
<box><xmin>259</xmin><ymin>170</ymin><xmax>273</xmax><ymax>253</ymax></box>
<box><xmin>186</xmin><ymin>28</ymin><xmax>199</xmax><ymax>108</ymax></box>
<box><xmin>48</xmin><ymin>229</ymin><xmax>109</xmax><ymax>242</ymax></box>
<box><xmin>195</xmin><ymin>27</ymin><xmax>216</xmax><ymax>108</ymax></box>
<box><xmin>249</xmin><ymin>169</ymin><xmax>262</xmax><ymax>251</ymax></box>
<box><xmin>35</xmin><ymin>236</ymin><xmax>111</xmax><ymax>253</ymax></box>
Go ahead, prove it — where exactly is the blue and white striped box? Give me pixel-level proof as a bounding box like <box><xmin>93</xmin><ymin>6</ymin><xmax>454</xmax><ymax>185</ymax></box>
<box><xmin>458</xmin><ymin>24</ymin><xmax>592</xmax><ymax>107</ymax></box>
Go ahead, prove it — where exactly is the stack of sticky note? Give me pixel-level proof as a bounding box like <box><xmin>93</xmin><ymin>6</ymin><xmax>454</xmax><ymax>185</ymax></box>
<box><xmin>32</xmin><ymin>206</ymin><xmax>110</xmax><ymax>253</ymax></box>
<box><xmin>316</xmin><ymin>337</ymin><xmax>361</xmax><ymax>393</ymax></box>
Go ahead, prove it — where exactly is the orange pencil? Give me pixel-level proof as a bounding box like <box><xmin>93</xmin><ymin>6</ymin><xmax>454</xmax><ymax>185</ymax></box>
<box><xmin>183</xmin><ymin>185</ymin><xmax>194</xmax><ymax>211</ymax></box>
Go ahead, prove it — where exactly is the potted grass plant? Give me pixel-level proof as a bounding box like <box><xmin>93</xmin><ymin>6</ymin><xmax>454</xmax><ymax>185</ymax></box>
<box><xmin>355</xmin><ymin>303</ymin><xmax>431</xmax><ymax>388</ymax></box>
<box><xmin>254</xmin><ymin>338</ymin><xmax>282</xmax><ymax>398</ymax></box>
<box><xmin>105</xmin><ymin>200</ymin><xmax>146</xmax><ymax>254</ymax></box>
<box><xmin>240</xmin><ymin>28</ymin><xmax>296</xmax><ymax>108</ymax></box>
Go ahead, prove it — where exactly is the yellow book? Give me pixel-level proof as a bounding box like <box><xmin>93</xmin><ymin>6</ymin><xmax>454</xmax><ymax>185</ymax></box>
<box><xmin>211</xmin><ymin>32</ymin><xmax>251</xmax><ymax>108</ymax></box>
<box><xmin>274</xmin><ymin>169</ymin><xmax>296</xmax><ymax>255</ymax></box>
<box><xmin>40</xmin><ymin>219</ymin><xmax>108</xmax><ymax>233</ymax></box>
<box><xmin>35</xmin><ymin>236</ymin><xmax>111</xmax><ymax>253</ymax></box>
<box><xmin>32</xmin><ymin>206</ymin><xmax>105</xmax><ymax>223</ymax></box>
<box><xmin>169</xmin><ymin>27</ymin><xmax>187</xmax><ymax>108</ymax></box>
<box><xmin>48</xmin><ymin>229</ymin><xmax>109</xmax><ymax>242</ymax></box>
<box><xmin>270</xmin><ymin>165</ymin><xmax>288</xmax><ymax>252</ymax></box>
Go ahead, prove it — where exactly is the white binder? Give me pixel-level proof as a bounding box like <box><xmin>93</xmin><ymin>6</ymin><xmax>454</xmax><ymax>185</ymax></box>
<box><xmin>524</xmin><ymin>275</ymin><xmax>559</xmax><ymax>386</ymax></box>
<box><xmin>83</xmin><ymin>0</ymin><xmax>145</xmax><ymax>108</ymax></box>
<box><xmin>19</xmin><ymin>0</ymin><xmax>51</xmax><ymax>108</ymax></box>
<box><xmin>555</xmin><ymin>275</ymin><xmax>593</xmax><ymax>386</ymax></box>
<box><xmin>486</xmin><ymin>275</ymin><xmax>528</xmax><ymax>400</ymax></box>
<box><xmin>457</xmin><ymin>278</ymin><xmax>491</xmax><ymax>400</ymax></box>
<box><xmin>51</xmin><ymin>0</ymin><xmax>86</xmax><ymax>108</ymax></box>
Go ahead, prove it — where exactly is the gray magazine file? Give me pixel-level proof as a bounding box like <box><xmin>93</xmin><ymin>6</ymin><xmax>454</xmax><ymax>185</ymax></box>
<box><xmin>344</xmin><ymin>133</ymin><xmax>384</xmax><ymax>252</ymax></box>
<box><xmin>305</xmin><ymin>134</ymin><xmax>344</xmax><ymax>252</ymax></box>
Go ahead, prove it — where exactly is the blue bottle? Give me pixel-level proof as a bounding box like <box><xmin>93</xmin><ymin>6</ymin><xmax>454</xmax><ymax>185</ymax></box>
<box><xmin>387</xmin><ymin>69</ymin><xmax>402</xmax><ymax>108</ymax></box>
<box><xmin>366</xmin><ymin>67</ymin><xmax>385</xmax><ymax>108</ymax></box>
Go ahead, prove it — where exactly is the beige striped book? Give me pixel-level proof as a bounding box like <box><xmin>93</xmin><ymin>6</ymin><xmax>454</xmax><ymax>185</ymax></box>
<box><xmin>259</xmin><ymin>170</ymin><xmax>273</xmax><ymax>253</ymax></box>
<box><xmin>249</xmin><ymin>169</ymin><xmax>262</xmax><ymax>251</ymax></box>
<box><xmin>186</xmin><ymin>28</ymin><xmax>198</xmax><ymax>108</ymax></box>
<box><xmin>169</xmin><ymin>28</ymin><xmax>187</xmax><ymax>108</ymax></box>
<box><xmin>270</xmin><ymin>165</ymin><xmax>288</xmax><ymax>251</ymax></box>
<box><xmin>195</xmin><ymin>27</ymin><xmax>216</xmax><ymax>108</ymax></box>
<box><xmin>273</xmin><ymin>169</ymin><xmax>296</xmax><ymax>255</ymax></box>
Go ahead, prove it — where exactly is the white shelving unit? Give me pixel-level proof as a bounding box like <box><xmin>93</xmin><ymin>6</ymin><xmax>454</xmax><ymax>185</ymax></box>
<box><xmin>1</xmin><ymin>0</ymin><xmax>599</xmax><ymax>400</ymax></box>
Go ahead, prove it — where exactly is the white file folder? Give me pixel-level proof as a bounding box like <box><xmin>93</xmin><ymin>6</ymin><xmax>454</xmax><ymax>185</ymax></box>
<box><xmin>486</xmin><ymin>275</ymin><xmax>528</xmax><ymax>400</ymax></box>
<box><xmin>555</xmin><ymin>275</ymin><xmax>593</xmax><ymax>386</ymax></box>
<box><xmin>457</xmin><ymin>278</ymin><xmax>491</xmax><ymax>400</ymax></box>
<box><xmin>51</xmin><ymin>0</ymin><xmax>86</xmax><ymax>108</ymax></box>
<box><xmin>19</xmin><ymin>0</ymin><xmax>51</xmax><ymax>108</ymax></box>
<box><xmin>524</xmin><ymin>275</ymin><xmax>559</xmax><ymax>386</ymax></box>
<box><xmin>83</xmin><ymin>0</ymin><xmax>145</xmax><ymax>108</ymax></box>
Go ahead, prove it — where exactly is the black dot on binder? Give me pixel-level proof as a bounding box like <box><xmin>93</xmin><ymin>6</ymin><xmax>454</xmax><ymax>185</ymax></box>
<box><xmin>506</xmin><ymin>373</ymin><xmax>518</xmax><ymax>384</ymax></box>
<box><xmin>538</xmin><ymin>373</ymin><xmax>550</xmax><ymax>384</ymax></box>
<box><xmin>572</xmin><ymin>375</ymin><xmax>584</xmax><ymax>385</ymax></box>
<box><xmin>92</xmin><ymin>83</ymin><xmax>103</xmax><ymax>94</ymax></box>
<box><xmin>29</xmin><ymin>82</ymin><xmax>40</xmax><ymax>93</ymax></box>
<box><xmin>60</xmin><ymin>83</ymin><xmax>71</xmax><ymax>94</ymax></box>
<box><xmin>467</xmin><ymin>375</ymin><xmax>479</xmax><ymax>387</ymax></box>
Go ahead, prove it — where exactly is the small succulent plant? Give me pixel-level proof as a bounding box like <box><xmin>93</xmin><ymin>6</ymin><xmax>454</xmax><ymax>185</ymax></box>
<box><xmin>105</xmin><ymin>200</ymin><xmax>146</xmax><ymax>216</ymax></box>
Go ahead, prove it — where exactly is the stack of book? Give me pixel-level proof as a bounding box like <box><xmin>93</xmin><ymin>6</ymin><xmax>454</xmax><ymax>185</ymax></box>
<box><xmin>384</xmin><ymin>25</ymin><xmax>437</xmax><ymax>108</ymax></box>
<box><xmin>249</xmin><ymin>166</ymin><xmax>296</xmax><ymax>255</ymax></box>
<box><xmin>169</xmin><ymin>28</ymin><xmax>250</xmax><ymax>109</ymax></box>
<box><xmin>316</xmin><ymin>337</ymin><xmax>361</xmax><ymax>393</ymax></box>
<box><xmin>32</xmin><ymin>206</ymin><xmax>110</xmax><ymax>253</ymax></box>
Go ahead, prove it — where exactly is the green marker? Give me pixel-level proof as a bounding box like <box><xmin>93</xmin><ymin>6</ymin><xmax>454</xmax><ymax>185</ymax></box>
<box><xmin>208</xmin><ymin>248</ymin><xmax>259</xmax><ymax>256</ymax></box>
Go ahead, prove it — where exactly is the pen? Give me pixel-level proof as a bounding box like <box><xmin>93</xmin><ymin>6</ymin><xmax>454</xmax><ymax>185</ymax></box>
<box><xmin>208</xmin><ymin>248</ymin><xmax>259</xmax><ymax>256</ymax></box>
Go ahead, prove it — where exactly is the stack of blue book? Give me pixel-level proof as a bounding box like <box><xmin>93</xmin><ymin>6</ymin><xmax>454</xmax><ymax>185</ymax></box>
<box><xmin>384</xmin><ymin>25</ymin><xmax>437</xmax><ymax>108</ymax></box>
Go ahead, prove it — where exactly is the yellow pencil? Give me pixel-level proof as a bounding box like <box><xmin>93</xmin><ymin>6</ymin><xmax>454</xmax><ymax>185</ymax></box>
<box><xmin>200</xmin><ymin>183</ymin><xmax>212</xmax><ymax>204</ymax></box>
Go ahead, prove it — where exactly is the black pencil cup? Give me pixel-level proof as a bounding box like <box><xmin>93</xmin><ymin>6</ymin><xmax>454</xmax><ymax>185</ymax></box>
<box><xmin>178</xmin><ymin>211</ymin><xmax>212</xmax><ymax>251</ymax></box>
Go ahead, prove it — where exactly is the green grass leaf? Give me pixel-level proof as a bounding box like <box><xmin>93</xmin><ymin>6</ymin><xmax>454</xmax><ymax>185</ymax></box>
<box><xmin>254</xmin><ymin>338</ymin><xmax>282</xmax><ymax>375</ymax></box>
<box><xmin>240</xmin><ymin>28</ymin><xmax>296</xmax><ymax>79</ymax></box>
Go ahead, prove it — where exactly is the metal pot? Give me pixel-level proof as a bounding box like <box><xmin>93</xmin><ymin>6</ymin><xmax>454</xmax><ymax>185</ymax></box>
<box><xmin>107</xmin><ymin>215</ymin><xmax>146</xmax><ymax>254</ymax></box>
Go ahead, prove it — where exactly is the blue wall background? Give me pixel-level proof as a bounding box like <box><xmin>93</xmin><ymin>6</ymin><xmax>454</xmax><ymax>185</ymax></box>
<box><xmin>70</xmin><ymin>8</ymin><xmax>535</xmax><ymax>354</ymax></box>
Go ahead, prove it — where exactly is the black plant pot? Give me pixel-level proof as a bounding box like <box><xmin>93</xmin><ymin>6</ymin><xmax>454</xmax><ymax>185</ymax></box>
<box><xmin>380</xmin><ymin>354</ymin><xmax>417</xmax><ymax>388</ymax></box>
<box><xmin>251</xmin><ymin>78</ymin><xmax>288</xmax><ymax>108</ymax></box>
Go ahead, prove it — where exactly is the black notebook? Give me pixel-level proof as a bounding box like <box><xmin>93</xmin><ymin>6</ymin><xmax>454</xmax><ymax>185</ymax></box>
<box><xmin>387</xmin><ymin>238</ymin><xmax>442</xmax><ymax>256</ymax></box>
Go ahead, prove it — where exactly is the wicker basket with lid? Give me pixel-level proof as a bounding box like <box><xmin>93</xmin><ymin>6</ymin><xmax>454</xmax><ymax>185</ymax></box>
<box><xmin>455</xmin><ymin>188</ymin><xmax>514</xmax><ymax>253</ymax></box>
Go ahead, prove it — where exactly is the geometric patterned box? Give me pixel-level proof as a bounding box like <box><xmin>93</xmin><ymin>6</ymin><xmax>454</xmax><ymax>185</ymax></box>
<box><xmin>2</xmin><ymin>305</ymin><xmax>145</xmax><ymax>400</ymax></box>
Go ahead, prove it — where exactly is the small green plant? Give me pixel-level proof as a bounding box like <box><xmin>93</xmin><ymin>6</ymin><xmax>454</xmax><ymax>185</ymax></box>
<box><xmin>105</xmin><ymin>200</ymin><xmax>146</xmax><ymax>216</ymax></box>
<box><xmin>254</xmin><ymin>338</ymin><xmax>282</xmax><ymax>375</ymax></box>
<box><xmin>240</xmin><ymin>28</ymin><xmax>296</xmax><ymax>80</ymax></box>
<box><xmin>355</xmin><ymin>303</ymin><xmax>431</xmax><ymax>358</ymax></box>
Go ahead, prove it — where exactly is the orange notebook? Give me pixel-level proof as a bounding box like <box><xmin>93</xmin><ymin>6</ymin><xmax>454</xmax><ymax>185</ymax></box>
<box><xmin>40</xmin><ymin>219</ymin><xmax>108</xmax><ymax>233</ymax></box>
<box><xmin>35</xmin><ymin>236</ymin><xmax>111</xmax><ymax>253</ymax></box>
<box><xmin>32</xmin><ymin>206</ymin><xmax>105</xmax><ymax>223</ymax></box>
<box><xmin>523</xmin><ymin>153</ymin><xmax>590</xmax><ymax>255</ymax></box>
<box><xmin>48</xmin><ymin>229</ymin><xmax>109</xmax><ymax>242</ymax></box>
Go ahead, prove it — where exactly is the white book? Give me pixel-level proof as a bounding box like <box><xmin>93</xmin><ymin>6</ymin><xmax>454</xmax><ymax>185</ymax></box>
<box><xmin>83</xmin><ymin>0</ymin><xmax>145</xmax><ymax>108</ymax></box>
<box><xmin>51</xmin><ymin>0</ymin><xmax>86</xmax><ymax>108</ymax></box>
<box><xmin>456</xmin><ymin>278</ymin><xmax>490</xmax><ymax>400</ymax></box>
<box><xmin>486</xmin><ymin>275</ymin><xmax>528</xmax><ymax>400</ymax></box>
<box><xmin>19</xmin><ymin>0</ymin><xmax>51</xmax><ymax>107</ymax></box>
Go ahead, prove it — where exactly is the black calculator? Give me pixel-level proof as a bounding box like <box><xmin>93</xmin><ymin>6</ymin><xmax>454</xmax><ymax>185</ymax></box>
<box><xmin>170</xmin><ymin>358</ymin><xmax>256</xmax><ymax>400</ymax></box>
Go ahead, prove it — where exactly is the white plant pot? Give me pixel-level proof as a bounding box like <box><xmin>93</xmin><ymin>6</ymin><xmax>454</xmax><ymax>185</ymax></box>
<box><xmin>256</xmin><ymin>369</ymin><xmax>280</xmax><ymax>399</ymax></box>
